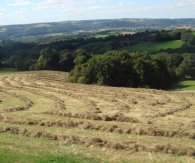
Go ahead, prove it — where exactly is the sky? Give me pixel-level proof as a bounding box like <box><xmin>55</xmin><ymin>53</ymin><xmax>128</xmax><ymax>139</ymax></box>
<box><xmin>0</xmin><ymin>0</ymin><xmax>195</xmax><ymax>25</ymax></box>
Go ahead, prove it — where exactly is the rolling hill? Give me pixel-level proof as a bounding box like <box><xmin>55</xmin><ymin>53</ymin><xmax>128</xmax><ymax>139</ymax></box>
<box><xmin>0</xmin><ymin>18</ymin><xmax>195</xmax><ymax>40</ymax></box>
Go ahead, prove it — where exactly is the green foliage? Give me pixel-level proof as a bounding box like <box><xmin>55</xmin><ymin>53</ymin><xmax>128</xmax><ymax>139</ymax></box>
<box><xmin>188</xmin><ymin>55</ymin><xmax>195</xmax><ymax>78</ymax></box>
<box><xmin>181</xmin><ymin>31</ymin><xmax>195</xmax><ymax>46</ymax></box>
<box><xmin>5</xmin><ymin>54</ymin><xmax>37</xmax><ymax>71</ymax></box>
<box><xmin>176</xmin><ymin>54</ymin><xmax>195</xmax><ymax>79</ymax></box>
<box><xmin>38</xmin><ymin>48</ymin><xmax>59</xmax><ymax>70</ymax></box>
<box><xmin>167</xmin><ymin>54</ymin><xmax>184</xmax><ymax>68</ymax></box>
<box><xmin>0</xmin><ymin>29</ymin><xmax>190</xmax><ymax>72</ymax></box>
<box><xmin>84</xmin><ymin>51</ymin><xmax>136</xmax><ymax>86</ymax></box>
<box><xmin>70</xmin><ymin>51</ymin><xmax>177</xmax><ymax>89</ymax></box>
<box><xmin>1</xmin><ymin>29</ymin><xmax>194</xmax><ymax>90</ymax></box>
<box><xmin>80</xmin><ymin>42</ymin><xmax>112</xmax><ymax>54</ymax></box>
<box><xmin>59</xmin><ymin>50</ymin><xmax>75</xmax><ymax>71</ymax></box>
<box><xmin>73</xmin><ymin>49</ymin><xmax>91</xmax><ymax>65</ymax></box>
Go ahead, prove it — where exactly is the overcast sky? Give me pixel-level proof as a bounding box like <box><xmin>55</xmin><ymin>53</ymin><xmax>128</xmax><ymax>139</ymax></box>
<box><xmin>0</xmin><ymin>0</ymin><xmax>195</xmax><ymax>25</ymax></box>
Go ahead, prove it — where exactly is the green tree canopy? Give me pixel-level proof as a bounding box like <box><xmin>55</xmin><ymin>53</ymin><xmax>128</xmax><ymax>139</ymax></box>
<box><xmin>73</xmin><ymin>49</ymin><xmax>91</xmax><ymax>65</ymax></box>
<box><xmin>59</xmin><ymin>50</ymin><xmax>75</xmax><ymax>71</ymax></box>
<box><xmin>38</xmin><ymin>48</ymin><xmax>59</xmax><ymax>70</ymax></box>
<box><xmin>70</xmin><ymin>51</ymin><xmax>177</xmax><ymax>89</ymax></box>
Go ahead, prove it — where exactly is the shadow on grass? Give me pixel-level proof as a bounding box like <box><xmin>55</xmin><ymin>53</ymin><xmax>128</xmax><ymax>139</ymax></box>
<box><xmin>171</xmin><ymin>83</ymin><xmax>188</xmax><ymax>90</ymax></box>
<box><xmin>171</xmin><ymin>80</ymin><xmax>195</xmax><ymax>91</ymax></box>
<box><xmin>0</xmin><ymin>68</ymin><xmax>18</xmax><ymax>73</ymax></box>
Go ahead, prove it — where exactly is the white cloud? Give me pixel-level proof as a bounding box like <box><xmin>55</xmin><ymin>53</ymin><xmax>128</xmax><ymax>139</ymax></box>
<box><xmin>7</xmin><ymin>0</ymin><xmax>32</xmax><ymax>6</ymax></box>
<box><xmin>1</xmin><ymin>0</ymin><xmax>195</xmax><ymax>25</ymax></box>
<box><xmin>33</xmin><ymin>0</ymin><xmax>76</xmax><ymax>9</ymax></box>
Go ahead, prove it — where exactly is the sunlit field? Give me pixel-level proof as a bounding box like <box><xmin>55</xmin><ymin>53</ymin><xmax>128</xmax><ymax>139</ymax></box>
<box><xmin>0</xmin><ymin>71</ymin><xmax>194</xmax><ymax>162</ymax></box>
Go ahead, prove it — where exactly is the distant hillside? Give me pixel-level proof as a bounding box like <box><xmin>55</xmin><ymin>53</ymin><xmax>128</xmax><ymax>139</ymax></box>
<box><xmin>0</xmin><ymin>18</ymin><xmax>195</xmax><ymax>40</ymax></box>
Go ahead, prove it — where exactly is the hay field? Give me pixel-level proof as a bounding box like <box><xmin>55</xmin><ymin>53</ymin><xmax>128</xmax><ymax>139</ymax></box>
<box><xmin>0</xmin><ymin>71</ymin><xmax>195</xmax><ymax>163</ymax></box>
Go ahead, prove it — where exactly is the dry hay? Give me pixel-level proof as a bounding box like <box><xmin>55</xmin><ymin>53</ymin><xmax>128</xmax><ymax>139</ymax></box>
<box><xmin>0</xmin><ymin>89</ymin><xmax>34</xmax><ymax>113</ymax></box>
<box><xmin>1</xmin><ymin>126</ymin><xmax>195</xmax><ymax>157</ymax></box>
<box><xmin>0</xmin><ymin>71</ymin><xmax>195</xmax><ymax>162</ymax></box>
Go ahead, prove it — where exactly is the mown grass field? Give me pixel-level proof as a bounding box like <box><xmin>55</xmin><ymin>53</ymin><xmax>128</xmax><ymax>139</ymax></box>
<box><xmin>0</xmin><ymin>71</ymin><xmax>194</xmax><ymax>163</ymax></box>
<box><xmin>0</xmin><ymin>138</ymin><xmax>97</xmax><ymax>163</ymax></box>
<box><xmin>94</xmin><ymin>31</ymin><xmax>119</xmax><ymax>38</ymax></box>
<box><xmin>94</xmin><ymin>34</ymin><xmax>110</xmax><ymax>38</ymax></box>
<box><xmin>122</xmin><ymin>40</ymin><xmax>183</xmax><ymax>52</ymax></box>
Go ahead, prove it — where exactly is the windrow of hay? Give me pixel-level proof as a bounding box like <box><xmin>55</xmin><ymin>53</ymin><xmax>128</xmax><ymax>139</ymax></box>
<box><xmin>45</xmin><ymin>110</ymin><xmax>140</xmax><ymax>123</ymax></box>
<box><xmin>0</xmin><ymin>116</ymin><xmax>194</xmax><ymax>140</ymax></box>
<box><xmin>1</xmin><ymin>126</ymin><xmax>195</xmax><ymax>157</ymax></box>
<box><xmin>0</xmin><ymin>72</ymin><xmax>195</xmax><ymax>162</ymax></box>
<box><xmin>0</xmin><ymin>89</ymin><xmax>34</xmax><ymax>113</ymax></box>
<box><xmin>148</xmin><ymin>100</ymin><xmax>192</xmax><ymax>119</ymax></box>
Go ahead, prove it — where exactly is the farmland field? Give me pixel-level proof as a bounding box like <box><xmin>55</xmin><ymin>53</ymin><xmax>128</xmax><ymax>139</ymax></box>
<box><xmin>0</xmin><ymin>71</ymin><xmax>195</xmax><ymax>163</ymax></box>
<box><xmin>122</xmin><ymin>40</ymin><xmax>183</xmax><ymax>52</ymax></box>
<box><xmin>94</xmin><ymin>34</ymin><xmax>110</xmax><ymax>38</ymax></box>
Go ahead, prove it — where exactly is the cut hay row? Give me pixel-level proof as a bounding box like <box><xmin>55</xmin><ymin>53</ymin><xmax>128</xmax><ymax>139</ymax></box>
<box><xmin>45</xmin><ymin>110</ymin><xmax>140</xmax><ymax>123</ymax></box>
<box><xmin>1</xmin><ymin>73</ymin><xmax>194</xmax><ymax>126</ymax></box>
<box><xmin>0</xmin><ymin>77</ymin><xmax>66</xmax><ymax>111</ymax></box>
<box><xmin>0</xmin><ymin>126</ymin><xmax>195</xmax><ymax>157</ymax></box>
<box><xmin>8</xmin><ymin>74</ymin><xmax>190</xmax><ymax>120</ymax></box>
<box><xmin>147</xmin><ymin>100</ymin><xmax>192</xmax><ymax>119</ymax></box>
<box><xmin>0</xmin><ymin>71</ymin><xmax>195</xmax><ymax>162</ymax></box>
<box><xmin>0</xmin><ymin>116</ymin><xmax>194</xmax><ymax>140</ymax></box>
<box><xmin>0</xmin><ymin>89</ymin><xmax>34</xmax><ymax>113</ymax></box>
<box><xmin>4</xmin><ymin>75</ymin><xmax>100</xmax><ymax>113</ymax></box>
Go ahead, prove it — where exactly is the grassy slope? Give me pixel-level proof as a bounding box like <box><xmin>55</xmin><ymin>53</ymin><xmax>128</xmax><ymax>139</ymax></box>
<box><xmin>171</xmin><ymin>80</ymin><xmax>195</xmax><ymax>91</ymax></box>
<box><xmin>0</xmin><ymin>71</ymin><xmax>99</xmax><ymax>163</ymax></box>
<box><xmin>0</xmin><ymin>134</ymin><xmax>98</xmax><ymax>163</ymax></box>
<box><xmin>122</xmin><ymin>40</ymin><xmax>183</xmax><ymax>52</ymax></box>
<box><xmin>0</xmin><ymin>71</ymin><xmax>194</xmax><ymax>163</ymax></box>
<box><xmin>0</xmin><ymin>149</ymin><xmax>94</xmax><ymax>163</ymax></box>
<box><xmin>94</xmin><ymin>31</ymin><xmax>119</xmax><ymax>39</ymax></box>
<box><xmin>94</xmin><ymin>34</ymin><xmax>109</xmax><ymax>38</ymax></box>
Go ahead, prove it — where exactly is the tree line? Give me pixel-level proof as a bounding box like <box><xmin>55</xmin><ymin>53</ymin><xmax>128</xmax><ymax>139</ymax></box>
<box><xmin>69</xmin><ymin>51</ymin><xmax>195</xmax><ymax>89</ymax></box>
<box><xmin>1</xmin><ymin>29</ymin><xmax>195</xmax><ymax>89</ymax></box>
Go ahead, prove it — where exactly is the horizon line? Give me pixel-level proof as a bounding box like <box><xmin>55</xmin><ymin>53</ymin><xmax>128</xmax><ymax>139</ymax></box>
<box><xmin>1</xmin><ymin>17</ymin><xmax>195</xmax><ymax>27</ymax></box>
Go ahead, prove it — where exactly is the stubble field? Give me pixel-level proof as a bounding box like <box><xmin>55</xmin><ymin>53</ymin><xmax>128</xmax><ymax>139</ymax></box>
<box><xmin>0</xmin><ymin>71</ymin><xmax>194</xmax><ymax>163</ymax></box>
